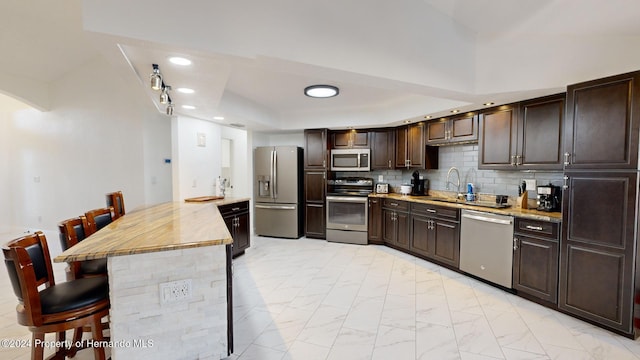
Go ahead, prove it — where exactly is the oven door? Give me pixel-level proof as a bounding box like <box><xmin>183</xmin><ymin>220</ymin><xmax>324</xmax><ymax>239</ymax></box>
<box><xmin>326</xmin><ymin>196</ymin><xmax>368</xmax><ymax>231</ymax></box>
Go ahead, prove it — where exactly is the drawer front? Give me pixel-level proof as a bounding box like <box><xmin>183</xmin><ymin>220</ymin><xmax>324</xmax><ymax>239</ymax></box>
<box><xmin>382</xmin><ymin>199</ymin><xmax>409</xmax><ymax>212</ymax></box>
<box><xmin>218</xmin><ymin>201</ymin><xmax>249</xmax><ymax>216</ymax></box>
<box><xmin>515</xmin><ymin>217</ymin><xmax>558</xmax><ymax>240</ymax></box>
<box><xmin>411</xmin><ymin>202</ymin><xmax>459</xmax><ymax>221</ymax></box>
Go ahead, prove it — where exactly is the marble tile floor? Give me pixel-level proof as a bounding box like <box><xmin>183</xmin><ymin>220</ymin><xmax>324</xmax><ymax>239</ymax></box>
<box><xmin>2</xmin><ymin>235</ymin><xmax>640</xmax><ymax>359</ymax></box>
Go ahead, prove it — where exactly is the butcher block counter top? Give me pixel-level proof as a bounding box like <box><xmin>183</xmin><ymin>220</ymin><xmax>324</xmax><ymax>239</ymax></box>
<box><xmin>370</xmin><ymin>193</ymin><xmax>562</xmax><ymax>222</ymax></box>
<box><xmin>54</xmin><ymin>197</ymin><xmax>250</xmax><ymax>263</ymax></box>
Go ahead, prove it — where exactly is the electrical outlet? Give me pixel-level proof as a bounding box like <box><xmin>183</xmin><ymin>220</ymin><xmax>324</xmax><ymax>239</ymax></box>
<box><xmin>160</xmin><ymin>279</ymin><xmax>192</xmax><ymax>304</ymax></box>
<box><xmin>378</xmin><ymin>175</ymin><xmax>384</xmax><ymax>182</ymax></box>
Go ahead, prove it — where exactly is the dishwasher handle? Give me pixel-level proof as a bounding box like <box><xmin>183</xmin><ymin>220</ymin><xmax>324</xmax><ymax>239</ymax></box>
<box><xmin>462</xmin><ymin>212</ymin><xmax>513</xmax><ymax>226</ymax></box>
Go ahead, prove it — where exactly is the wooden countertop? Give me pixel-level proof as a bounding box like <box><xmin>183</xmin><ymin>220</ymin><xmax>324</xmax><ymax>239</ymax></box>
<box><xmin>370</xmin><ymin>193</ymin><xmax>562</xmax><ymax>222</ymax></box>
<box><xmin>54</xmin><ymin>197</ymin><xmax>250</xmax><ymax>263</ymax></box>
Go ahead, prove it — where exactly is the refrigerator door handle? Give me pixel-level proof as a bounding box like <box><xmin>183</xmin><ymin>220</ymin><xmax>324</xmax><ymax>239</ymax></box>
<box><xmin>255</xmin><ymin>204</ymin><xmax>296</xmax><ymax>210</ymax></box>
<box><xmin>269</xmin><ymin>150</ymin><xmax>275</xmax><ymax>199</ymax></box>
<box><xmin>273</xmin><ymin>149</ymin><xmax>278</xmax><ymax>199</ymax></box>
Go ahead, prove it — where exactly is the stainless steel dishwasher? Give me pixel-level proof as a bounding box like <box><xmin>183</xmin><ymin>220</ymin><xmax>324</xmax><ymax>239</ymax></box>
<box><xmin>459</xmin><ymin>209</ymin><xmax>514</xmax><ymax>288</ymax></box>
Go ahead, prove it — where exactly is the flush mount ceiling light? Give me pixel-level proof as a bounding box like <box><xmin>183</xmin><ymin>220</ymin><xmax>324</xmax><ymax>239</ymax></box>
<box><xmin>150</xmin><ymin>64</ymin><xmax>163</xmax><ymax>90</ymax></box>
<box><xmin>213</xmin><ymin>116</ymin><xmax>225</xmax><ymax>120</ymax></box>
<box><xmin>169</xmin><ymin>57</ymin><xmax>192</xmax><ymax>66</ymax></box>
<box><xmin>160</xmin><ymin>85</ymin><xmax>171</xmax><ymax>105</ymax></box>
<box><xmin>182</xmin><ymin>105</ymin><xmax>196</xmax><ymax>110</ymax></box>
<box><xmin>177</xmin><ymin>87</ymin><xmax>195</xmax><ymax>94</ymax></box>
<box><xmin>304</xmin><ymin>85</ymin><xmax>339</xmax><ymax>98</ymax></box>
<box><xmin>166</xmin><ymin>102</ymin><xmax>174</xmax><ymax>116</ymax></box>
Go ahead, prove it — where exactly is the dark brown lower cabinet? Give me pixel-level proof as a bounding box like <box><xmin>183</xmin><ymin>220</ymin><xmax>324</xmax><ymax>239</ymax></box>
<box><xmin>368</xmin><ymin>197</ymin><xmax>383</xmax><ymax>244</ymax></box>
<box><xmin>513</xmin><ymin>218</ymin><xmax>559</xmax><ymax>304</ymax></box>
<box><xmin>304</xmin><ymin>170</ymin><xmax>326</xmax><ymax>239</ymax></box>
<box><xmin>382</xmin><ymin>199</ymin><xmax>409</xmax><ymax>250</ymax></box>
<box><xmin>559</xmin><ymin>171</ymin><xmax>637</xmax><ymax>336</ymax></box>
<box><xmin>409</xmin><ymin>203</ymin><xmax>460</xmax><ymax>268</ymax></box>
<box><xmin>219</xmin><ymin>201</ymin><xmax>250</xmax><ymax>258</ymax></box>
<box><xmin>305</xmin><ymin>203</ymin><xmax>326</xmax><ymax>238</ymax></box>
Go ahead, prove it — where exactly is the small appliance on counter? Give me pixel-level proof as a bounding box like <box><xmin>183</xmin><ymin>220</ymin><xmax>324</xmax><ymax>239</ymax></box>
<box><xmin>536</xmin><ymin>184</ymin><xmax>562</xmax><ymax>212</ymax></box>
<box><xmin>466</xmin><ymin>183</ymin><xmax>475</xmax><ymax>201</ymax></box>
<box><xmin>400</xmin><ymin>184</ymin><xmax>412</xmax><ymax>195</ymax></box>
<box><xmin>410</xmin><ymin>170</ymin><xmax>428</xmax><ymax>196</ymax></box>
<box><xmin>376</xmin><ymin>183</ymin><xmax>389</xmax><ymax>194</ymax></box>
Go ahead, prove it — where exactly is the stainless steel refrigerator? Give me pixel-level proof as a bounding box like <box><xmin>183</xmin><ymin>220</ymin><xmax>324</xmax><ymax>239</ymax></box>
<box><xmin>254</xmin><ymin>146</ymin><xmax>303</xmax><ymax>238</ymax></box>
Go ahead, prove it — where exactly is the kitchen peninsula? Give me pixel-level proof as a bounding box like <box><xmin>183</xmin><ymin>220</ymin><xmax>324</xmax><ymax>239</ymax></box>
<box><xmin>55</xmin><ymin>198</ymin><xmax>249</xmax><ymax>359</ymax></box>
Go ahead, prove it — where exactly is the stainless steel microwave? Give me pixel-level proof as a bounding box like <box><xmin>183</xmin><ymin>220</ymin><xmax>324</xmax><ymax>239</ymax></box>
<box><xmin>330</xmin><ymin>149</ymin><xmax>370</xmax><ymax>171</ymax></box>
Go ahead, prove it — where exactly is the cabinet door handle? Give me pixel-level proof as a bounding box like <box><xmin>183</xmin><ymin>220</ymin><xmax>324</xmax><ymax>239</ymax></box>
<box><xmin>390</xmin><ymin>203</ymin><xmax>398</xmax><ymax>207</ymax></box>
<box><xmin>510</xmin><ymin>155</ymin><xmax>517</xmax><ymax>166</ymax></box>
<box><xmin>513</xmin><ymin>237</ymin><xmax>519</xmax><ymax>251</ymax></box>
<box><xmin>525</xmin><ymin>225</ymin><xmax>543</xmax><ymax>231</ymax></box>
<box><xmin>563</xmin><ymin>152</ymin><xmax>571</xmax><ymax>165</ymax></box>
<box><xmin>516</xmin><ymin>155</ymin><xmax>522</xmax><ymax>165</ymax></box>
<box><xmin>232</xmin><ymin>207</ymin><xmax>240</xmax><ymax>211</ymax></box>
<box><xmin>388</xmin><ymin>160</ymin><xmax>392</xmax><ymax>168</ymax></box>
<box><xmin>426</xmin><ymin>209</ymin><xmax>437</xmax><ymax>213</ymax></box>
<box><xmin>563</xmin><ymin>175</ymin><xmax>569</xmax><ymax>190</ymax></box>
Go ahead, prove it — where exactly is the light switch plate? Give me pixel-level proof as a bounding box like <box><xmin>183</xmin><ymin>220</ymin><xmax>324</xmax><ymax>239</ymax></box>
<box><xmin>524</xmin><ymin>179</ymin><xmax>536</xmax><ymax>192</ymax></box>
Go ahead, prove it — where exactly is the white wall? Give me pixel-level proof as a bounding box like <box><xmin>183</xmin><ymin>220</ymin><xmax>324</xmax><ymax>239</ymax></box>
<box><xmin>222</xmin><ymin>126</ymin><xmax>250</xmax><ymax>198</ymax></box>
<box><xmin>0</xmin><ymin>56</ymin><xmax>172</xmax><ymax>237</ymax></box>
<box><xmin>171</xmin><ymin>116</ymin><xmax>222</xmax><ymax>200</ymax></box>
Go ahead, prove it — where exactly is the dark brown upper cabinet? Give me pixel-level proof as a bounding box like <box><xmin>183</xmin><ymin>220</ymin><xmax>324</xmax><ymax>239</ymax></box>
<box><xmin>370</xmin><ymin>128</ymin><xmax>396</xmax><ymax>170</ymax></box>
<box><xmin>426</xmin><ymin>112</ymin><xmax>478</xmax><ymax>145</ymax></box>
<box><xmin>395</xmin><ymin>123</ymin><xmax>438</xmax><ymax>169</ymax></box>
<box><xmin>478</xmin><ymin>104</ymin><xmax>519</xmax><ymax>169</ymax></box>
<box><xmin>518</xmin><ymin>94</ymin><xmax>565</xmax><ymax>170</ymax></box>
<box><xmin>479</xmin><ymin>94</ymin><xmax>565</xmax><ymax>170</ymax></box>
<box><xmin>304</xmin><ymin>129</ymin><xmax>329</xmax><ymax>170</ymax></box>
<box><xmin>330</xmin><ymin>130</ymin><xmax>369</xmax><ymax>149</ymax></box>
<box><xmin>563</xmin><ymin>71</ymin><xmax>640</xmax><ymax>170</ymax></box>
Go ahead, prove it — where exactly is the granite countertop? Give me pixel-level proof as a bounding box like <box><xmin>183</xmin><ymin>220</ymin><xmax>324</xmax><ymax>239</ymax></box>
<box><xmin>54</xmin><ymin>197</ymin><xmax>250</xmax><ymax>263</ymax></box>
<box><xmin>370</xmin><ymin>193</ymin><xmax>562</xmax><ymax>222</ymax></box>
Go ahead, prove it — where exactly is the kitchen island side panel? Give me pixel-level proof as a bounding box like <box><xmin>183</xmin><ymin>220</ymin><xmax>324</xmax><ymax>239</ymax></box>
<box><xmin>108</xmin><ymin>245</ymin><xmax>228</xmax><ymax>359</ymax></box>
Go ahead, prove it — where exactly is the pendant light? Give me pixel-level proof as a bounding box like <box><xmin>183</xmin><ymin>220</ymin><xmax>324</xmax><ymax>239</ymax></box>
<box><xmin>166</xmin><ymin>102</ymin><xmax>174</xmax><ymax>116</ymax></box>
<box><xmin>150</xmin><ymin>64</ymin><xmax>163</xmax><ymax>91</ymax></box>
<box><xmin>160</xmin><ymin>86</ymin><xmax>171</xmax><ymax>104</ymax></box>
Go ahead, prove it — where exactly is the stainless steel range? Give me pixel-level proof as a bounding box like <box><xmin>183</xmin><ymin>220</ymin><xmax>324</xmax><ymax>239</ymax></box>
<box><xmin>326</xmin><ymin>177</ymin><xmax>373</xmax><ymax>245</ymax></box>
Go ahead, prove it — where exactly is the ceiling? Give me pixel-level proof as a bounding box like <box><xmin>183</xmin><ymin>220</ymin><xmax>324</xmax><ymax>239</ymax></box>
<box><xmin>2</xmin><ymin>0</ymin><xmax>640</xmax><ymax>131</ymax></box>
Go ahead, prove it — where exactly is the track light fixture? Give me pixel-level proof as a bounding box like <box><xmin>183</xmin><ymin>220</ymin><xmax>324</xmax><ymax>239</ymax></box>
<box><xmin>166</xmin><ymin>102</ymin><xmax>174</xmax><ymax>116</ymax></box>
<box><xmin>160</xmin><ymin>85</ymin><xmax>171</xmax><ymax>105</ymax></box>
<box><xmin>150</xmin><ymin>64</ymin><xmax>163</xmax><ymax>91</ymax></box>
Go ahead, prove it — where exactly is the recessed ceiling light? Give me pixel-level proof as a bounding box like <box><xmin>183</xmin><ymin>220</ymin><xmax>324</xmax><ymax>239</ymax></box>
<box><xmin>304</xmin><ymin>85</ymin><xmax>339</xmax><ymax>98</ymax></box>
<box><xmin>177</xmin><ymin>88</ymin><xmax>195</xmax><ymax>94</ymax></box>
<box><xmin>403</xmin><ymin>120</ymin><xmax>411</xmax><ymax>124</ymax></box>
<box><xmin>424</xmin><ymin>115</ymin><xmax>431</xmax><ymax>119</ymax></box>
<box><xmin>182</xmin><ymin>105</ymin><xmax>196</xmax><ymax>110</ymax></box>
<box><xmin>451</xmin><ymin>109</ymin><xmax>460</xmax><ymax>113</ymax></box>
<box><xmin>169</xmin><ymin>57</ymin><xmax>192</xmax><ymax>66</ymax></box>
<box><xmin>213</xmin><ymin>116</ymin><xmax>225</xmax><ymax>120</ymax></box>
<box><xmin>484</xmin><ymin>102</ymin><xmax>495</xmax><ymax>106</ymax></box>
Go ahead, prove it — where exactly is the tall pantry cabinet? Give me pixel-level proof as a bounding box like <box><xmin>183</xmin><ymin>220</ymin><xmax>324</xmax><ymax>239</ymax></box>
<box><xmin>559</xmin><ymin>70</ymin><xmax>640</xmax><ymax>337</ymax></box>
<box><xmin>304</xmin><ymin>129</ymin><xmax>329</xmax><ymax>239</ymax></box>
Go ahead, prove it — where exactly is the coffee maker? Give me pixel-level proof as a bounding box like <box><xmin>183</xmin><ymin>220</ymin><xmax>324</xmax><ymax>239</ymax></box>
<box><xmin>411</xmin><ymin>171</ymin><xmax>428</xmax><ymax>196</ymax></box>
<box><xmin>536</xmin><ymin>184</ymin><xmax>562</xmax><ymax>212</ymax></box>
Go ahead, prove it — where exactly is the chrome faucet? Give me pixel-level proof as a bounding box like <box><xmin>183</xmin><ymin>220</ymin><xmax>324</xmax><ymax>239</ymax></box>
<box><xmin>446</xmin><ymin>166</ymin><xmax>462</xmax><ymax>197</ymax></box>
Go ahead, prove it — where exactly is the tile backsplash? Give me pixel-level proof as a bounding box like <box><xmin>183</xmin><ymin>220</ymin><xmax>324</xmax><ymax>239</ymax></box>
<box><xmin>338</xmin><ymin>144</ymin><xmax>564</xmax><ymax>198</ymax></box>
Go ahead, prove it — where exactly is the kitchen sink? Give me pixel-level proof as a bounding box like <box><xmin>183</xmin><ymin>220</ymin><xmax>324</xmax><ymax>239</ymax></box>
<box><xmin>424</xmin><ymin>196</ymin><xmax>511</xmax><ymax>209</ymax></box>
